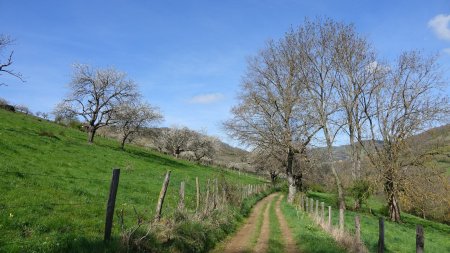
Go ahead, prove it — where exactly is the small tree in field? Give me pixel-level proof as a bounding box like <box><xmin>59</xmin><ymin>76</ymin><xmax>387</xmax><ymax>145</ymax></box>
<box><xmin>57</xmin><ymin>64</ymin><xmax>139</xmax><ymax>143</ymax></box>
<box><xmin>188</xmin><ymin>133</ymin><xmax>216</xmax><ymax>162</ymax></box>
<box><xmin>113</xmin><ymin>102</ymin><xmax>163</xmax><ymax>150</ymax></box>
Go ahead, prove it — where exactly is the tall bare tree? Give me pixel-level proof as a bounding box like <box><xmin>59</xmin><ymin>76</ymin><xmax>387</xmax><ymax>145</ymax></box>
<box><xmin>113</xmin><ymin>101</ymin><xmax>163</xmax><ymax>150</ymax></box>
<box><xmin>295</xmin><ymin>19</ymin><xmax>348</xmax><ymax>209</ymax></box>
<box><xmin>359</xmin><ymin>51</ymin><xmax>449</xmax><ymax>222</ymax></box>
<box><xmin>56</xmin><ymin>64</ymin><xmax>139</xmax><ymax>143</ymax></box>
<box><xmin>332</xmin><ymin>23</ymin><xmax>382</xmax><ymax>209</ymax></box>
<box><xmin>224</xmin><ymin>33</ymin><xmax>319</xmax><ymax>203</ymax></box>
<box><xmin>0</xmin><ymin>34</ymin><xmax>24</xmax><ymax>85</ymax></box>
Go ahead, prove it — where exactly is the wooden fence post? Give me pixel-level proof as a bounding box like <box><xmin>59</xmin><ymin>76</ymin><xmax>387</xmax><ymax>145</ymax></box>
<box><xmin>154</xmin><ymin>170</ymin><xmax>171</xmax><ymax>222</ymax></box>
<box><xmin>378</xmin><ymin>217</ymin><xmax>384</xmax><ymax>253</ymax></box>
<box><xmin>355</xmin><ymin>215</ymin><xmax>361</xmax><ymax>249</ymax></box>
<box><xmin>204</xmin><ymin>179</ymin><xmax>210</xmax><ymax>214</ymax></box>
<box><xmin>213</xmin><ymin>178</ymin><xmax>219</xmax><ymax>209</ymax></box>
<box><xmin>339</xmin><ymin>208</ymin><xmax>344</xmax><ymax>232</ymax></box>
<box><xmin>222</xmin><ymin>186</ymin><xmax>226</xmax><ymax>207</ymax></box>
<box><xmin>416</xmin><ymin>225</ymin><xmax>424</xmax><ymax>253</ymax></box>
<box><xmin>315</xmin><ymin>200</ymin><xmax>319</xmax><ymax>218</ymax></box>
<box><xmin>300</xmin><ymin>195</ymin><xmax>304</xmax><ymax>211</ymax></box>
<box><xmin>104</xmin><ymin>168</ymin><xmax>120</xmax><ymax>241</ymax></box>
<box><xmin>321</xmin><ymin>202</ymin><xmax>324</xmax><ymax>222</ymax></box>
<box><xmin>305</xmin><ymin>197</ymin><xmax>309</xmax><ymax>212</ymax></box>
<box><xmin>310</xmin><ymin>198</ymin><xmax>314</xmax><ymax>213</ymax></box>
<box><xmin>328</xmin><ymin>206</ymin><xmax>332</xmax><ymax>227</ymax></box>
<box><xmin>178</xmin><ymin>181</ymin><xmax>185</xmax><ymax>211</ymax></box>
<box><xmin>195</xmin><ymin>177</ymin><xmax>200</xmax><ymax>212</ymax></box>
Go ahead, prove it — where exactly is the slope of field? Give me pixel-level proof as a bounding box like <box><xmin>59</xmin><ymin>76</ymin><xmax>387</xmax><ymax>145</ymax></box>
<box><xmin>0</xmin><ymin>109</ymin><xmax>263</xmax><ymax>252</ymax></box>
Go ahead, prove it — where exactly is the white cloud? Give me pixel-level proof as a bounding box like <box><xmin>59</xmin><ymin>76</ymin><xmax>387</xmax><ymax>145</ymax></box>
<box><xmin>443</xmin><ymin>48</ymin><xmax>450</xmax><ymax>55</ymax></box>
<box><xmin>188</xmin><ymin>93</ymin><xmax>224</xmax><ymax>104</ymax></box>
<box><xmin>428</xmin><ymin>14</ymin><xmax>450</xmax><ymax>41</ymax></box>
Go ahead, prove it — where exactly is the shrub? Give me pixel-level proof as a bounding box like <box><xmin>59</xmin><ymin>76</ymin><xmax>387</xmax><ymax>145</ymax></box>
<box><xmin>350</xmin><ymin>179</ymin><xmax>373</xmax><ymax>210</ymax></box>
<box><xmin>308</xmin><ymin>183</ymin><xmax>326</xmax><ymax>193</ymax></box>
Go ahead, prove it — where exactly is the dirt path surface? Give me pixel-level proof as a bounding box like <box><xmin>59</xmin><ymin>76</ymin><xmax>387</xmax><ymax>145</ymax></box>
<box><xmin>253</xmin><ymin>196</ymin><xmax>272</xmax><ymax>252</ymax></box>
<box><xmin>275</xmin><ymin>194</ymin><xmax>300</xmax><ymax>253</ymax></box>
<box><xmin>221</xmin><ymin>193</ymin><xmax>277</xmax><ymax>253</ymax></box>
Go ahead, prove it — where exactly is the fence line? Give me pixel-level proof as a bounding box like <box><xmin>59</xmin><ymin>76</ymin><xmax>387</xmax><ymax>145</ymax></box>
<box><xmin>297</xmin><ymin>194</ymin><xmax>426</xmax><ymax>253</ymax></box>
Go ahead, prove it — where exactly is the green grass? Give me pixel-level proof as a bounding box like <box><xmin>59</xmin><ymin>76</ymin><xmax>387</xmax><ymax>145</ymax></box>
<box><xmin>308</xmin><ymin>191</ymin><xmax>450</xmax><ymax>252</ymax></box>
<box><xmin>0</xmin><ymin>109</ymin><xmax>264</xmax><ymax>252</ymax></box>
<box><xmin>280</xmin><ymin>196</ymin><xmax>346</xmax><ymax>253</ymax></box>
<box><xmin>268</xmin><ymin>195</ymin><xmax>284</xmax><ymax>253</ymax></box>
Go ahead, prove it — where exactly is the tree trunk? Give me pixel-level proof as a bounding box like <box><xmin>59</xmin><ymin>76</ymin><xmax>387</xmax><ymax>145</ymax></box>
<box><xmin>88</xmin><ymin>126</ymin><xmax>96</xmax><ymax>143</ymax></box>
<box><xmin>286</xmin><ymin>147</ymin><xmax>296</xmax><ymax>203</ymax></box>
<box><xmin>324</xmin><ymin>126</ymin><xmax>345</xmax><ymax>210</ymax></box>
<box><xmin>120</xmin><ymin>137</ymin><xmax>127</xmax><ymax>150</ymax></box>
<box><xmin>385</xmin><ymin>175</ymin><xmax>401</xmax><ymax>222</ymax></box>
<box><xmin>270</xmin><ymin>171</ymin><xmax>278</xmax><ymax>185</ymax></box>
<box><xmin>294</xmin><ymin>173</ymin><xmax>303</xmax><ymax>192</ymax></box>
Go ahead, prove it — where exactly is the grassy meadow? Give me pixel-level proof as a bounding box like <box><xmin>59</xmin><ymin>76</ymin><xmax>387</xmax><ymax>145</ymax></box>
<box><xmin>0</xmin><ymin>109</ymin><xmax>264</xmax><ymax>252</ymax></box>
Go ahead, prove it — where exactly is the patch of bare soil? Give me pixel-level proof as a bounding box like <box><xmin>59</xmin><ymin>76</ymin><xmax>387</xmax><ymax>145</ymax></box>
<box><xmin>275</xmin><ymin>195</ymin><xmax>300</xmax><ymax>253</ymax></box>
<box><xmin>221</xmin><ymin>193</ymin><xmax>277</xmax><ymax>253</ymax></box>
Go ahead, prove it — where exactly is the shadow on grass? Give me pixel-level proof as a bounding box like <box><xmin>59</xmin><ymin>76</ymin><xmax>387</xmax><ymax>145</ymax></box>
<box><xmin>124</xmin><ymin>148</ymin><xmax>190</xmax><ymax>169</ymax></box>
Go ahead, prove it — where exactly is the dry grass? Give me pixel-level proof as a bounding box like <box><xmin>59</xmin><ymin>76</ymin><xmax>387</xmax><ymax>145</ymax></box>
<box><xmin>306</xmin><ymin>212</ymin><xmax>369</xmax><ymax>253</ymax></box>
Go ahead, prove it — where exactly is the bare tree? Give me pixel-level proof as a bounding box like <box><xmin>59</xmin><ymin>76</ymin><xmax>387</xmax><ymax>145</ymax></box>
<box><xmin>113</xmin><ymin>101</ymin><xmax>163</xmax><ymax>150</ymax></box>
<box><xmin>359</xmin><ymin>51</ymin><xmax>449</xmax><ymax>222</ymax></box>
<box><xmin>250</xmin><ymin>147</ymin><xmax>284</xmax><ymax>185</ymax></box>
<box><xmin>332</xmin><ymin>22</ymin><xmax>381</xmax><ymax>209</ymax></box>
<box><xmin>188</xmin><ymin>133</ymin><xmax>216</xmax><ymax>162</ymax></box>
<box><xmin>224</xmin><ymin>32</ymin><xmax>319</xmax><ymax>203</ymax></box>
<box><xmin>296</xmin><ymin>18</ymin><xmax>348</xmax><ymax>209</ymax></box>
<box><xmin>0</xmin><ymin>35</ymin><xmax>24</xmax><ymax>85</ymax></box>
<box><xmin>160</xmin><ymin>126</ymin><xmax>192</xmax><ymax>157</ymax></box>
<box><xmin>15</xmin><ymin>104</ymin><xmax>31</xmax><ymax>115</ymax></box>
<box><xmin>56</xmin><ymin>64</ymin><xmax>139</xmax><ymax>143</ymax></box>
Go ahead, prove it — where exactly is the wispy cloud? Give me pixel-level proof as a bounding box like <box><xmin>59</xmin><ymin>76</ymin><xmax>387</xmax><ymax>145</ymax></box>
<box><xmin>428</xmin><ymin>14</ymin><xmax>450</xmax><ymax>41</ymax></box>
<box><xmin>443</xmin><ymin>48</ymin><xmax>450</xmax><ymax>55</ymax></box>
<box><xmin>188</xmin><ymin>93</ymin><xmax>224</xmax><ymax>104</ymax></box>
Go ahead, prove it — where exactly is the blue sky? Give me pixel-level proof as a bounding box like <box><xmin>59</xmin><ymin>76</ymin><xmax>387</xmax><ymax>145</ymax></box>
<box><xmin>1</xmin><ymin>0</ymin><xmax>450</xmax><ymax>146</ymax></box>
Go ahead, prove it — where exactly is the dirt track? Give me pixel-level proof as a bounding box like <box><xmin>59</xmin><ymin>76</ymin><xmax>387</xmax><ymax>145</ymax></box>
<box><xmin>219</xmin><ymin>193</ymin><xmax>300</xmax><ymax>253</ymax></box>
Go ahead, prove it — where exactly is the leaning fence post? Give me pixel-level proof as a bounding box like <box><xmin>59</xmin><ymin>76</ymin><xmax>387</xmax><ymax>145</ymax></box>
<box><xmin>416</xmin><ymin>225</ymin><xmax>424</xmax><ymax>253</ymax></box>
<box><xmin>104</xmin><ymin>168</ymin><xmax>120</xmax><ymax>241</ymax></box>
<box><xmin>195</xmin><ymin>177</ymin><xmax>200</xmax><ymax>212</ymax></box>
<box><xmin>339</xmin><ymin>208</ymin><xmax>344</xmax><ymax>232</ymax></box>
<box><xmin>178</xmin><ymin>181</ymin><xmax>185</xmax><ymax>211</ymax></box>
<box><xmin>378</xmin><ymin>217</ymin><xmax>384</xmax><ymax>253</ymax></box>
<box><xmin>154</xmin><ymin>170</ymin><xmax>171</xmax><ymax>221</ymax></box>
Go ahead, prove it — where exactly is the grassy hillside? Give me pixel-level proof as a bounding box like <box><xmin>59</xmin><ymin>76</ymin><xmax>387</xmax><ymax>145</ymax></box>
<box><xmin>307</xmin><ymin>191</ymin><xmax>450</xmax><ymax>252</ymax></box>
<box><xmin>0</xmin><ymin>109</ymin><xmax>263</xmax><ymax>252</ymax></box>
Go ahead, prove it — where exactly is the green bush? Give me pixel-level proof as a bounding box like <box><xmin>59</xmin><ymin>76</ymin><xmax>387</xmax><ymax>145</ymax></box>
<box><xmin>308</xmin><ymin>183</ymin><xmax>326</xmax><ymax>193</ymax></box>
<box><xmin>349</xmin><ymin>179</ymin><xmax>373</xmax><ymax>209</ymax></box>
